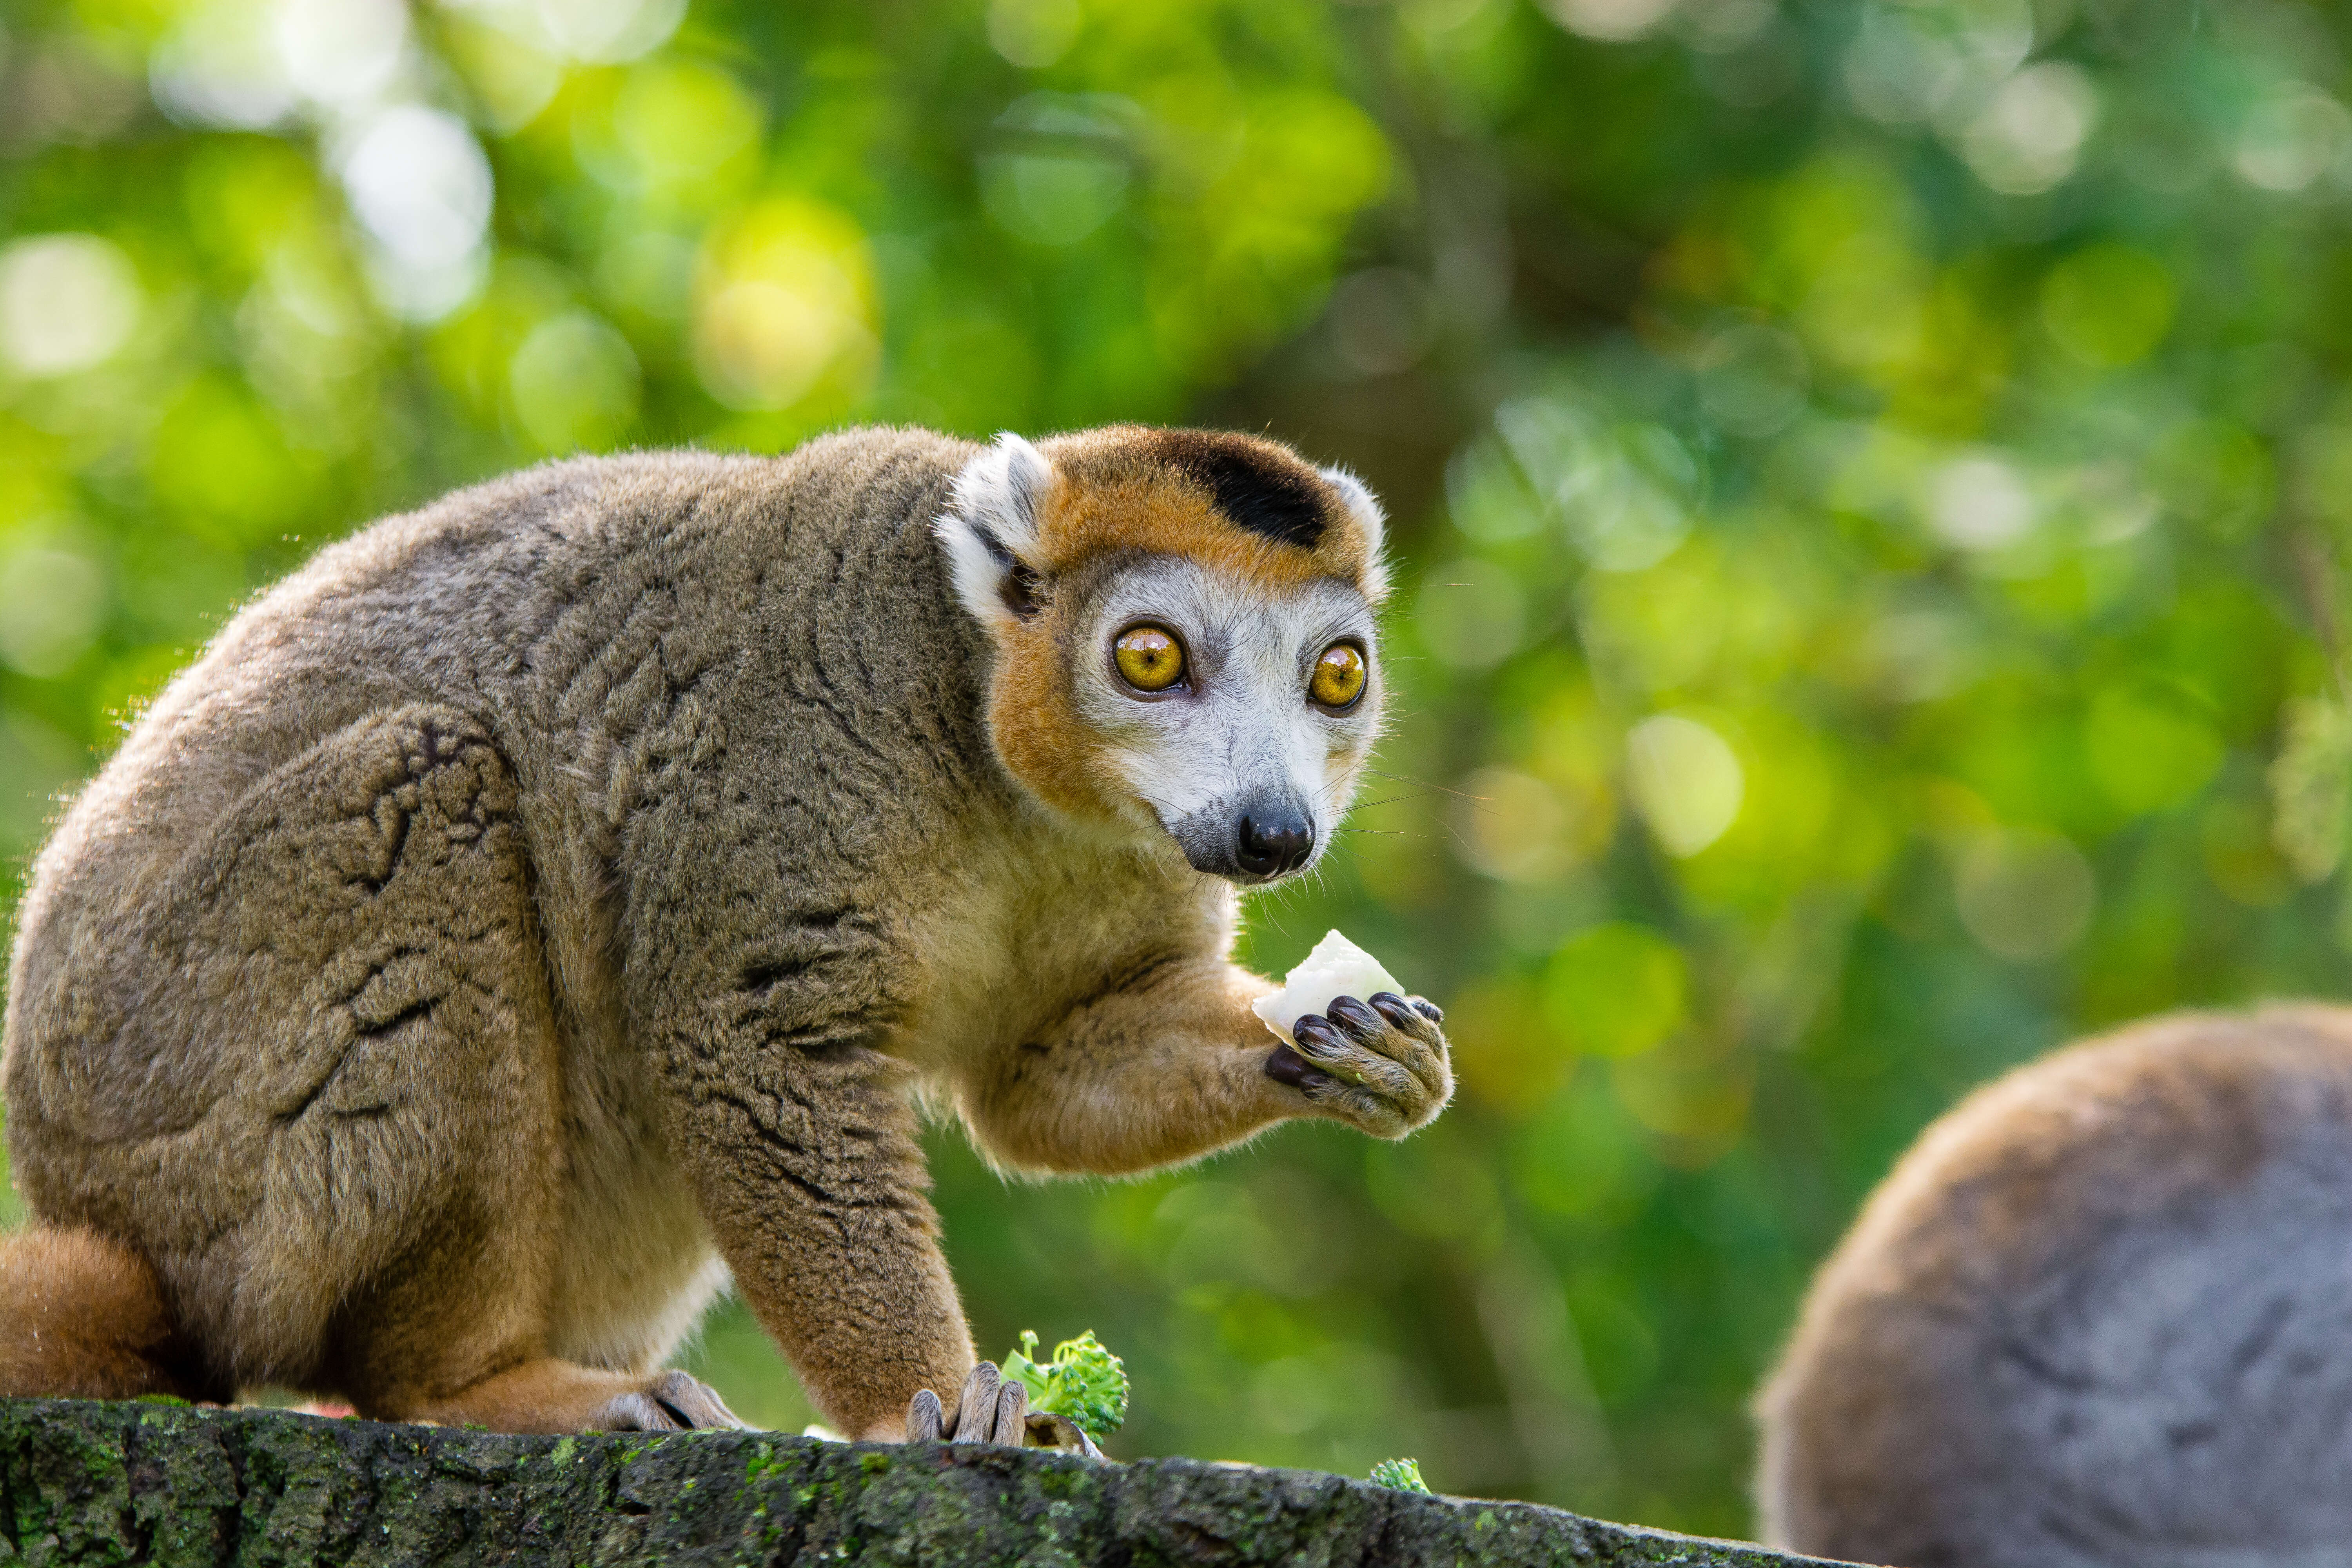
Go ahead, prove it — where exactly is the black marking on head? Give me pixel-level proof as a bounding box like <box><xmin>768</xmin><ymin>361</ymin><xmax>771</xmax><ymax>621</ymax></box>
<box><xmin>1147</xmin><ymin>431</ymin><xmax>1329</xmax><ymax>550</ymax></box>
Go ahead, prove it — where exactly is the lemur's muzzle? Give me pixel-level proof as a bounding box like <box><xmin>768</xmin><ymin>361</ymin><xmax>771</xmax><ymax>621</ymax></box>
<box><xmin>1177</xmin><ymin>794</ymin><xmax>1316</xmax><ymax>884</ymax></box>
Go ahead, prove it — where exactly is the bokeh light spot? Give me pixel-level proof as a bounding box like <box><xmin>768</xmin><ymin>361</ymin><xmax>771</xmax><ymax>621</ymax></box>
<box><xmin>0</xmin><ymin>235</ymin><xmax>140</xmax><ymax>377</ymax></box>
<box><xmin>1926</xmin><ymin>454</ymin><xmax>2033</xmax><ymax>550</ymax></box>
<box><xmin>509</xmin><ymin>311</ymin><xmax>641</xmax><ymax>453</ymax></box>
<box><xmin>988</xmin><ymin>0</ymin><xmax>1082</xmax><ymax>68</ymax></box>
<box><xmin>1541</xmin><ymin>0</ymin><xmax>1679</xmax><ymax>43</ymax></box>
<box><xmin>2235</xmin><ymin>85</ymin><xmax>2352</xmax><ymax>192</ymax></box>
<box><xmin>533</xmin><ymin>0</ymin><xmax>685</xmax><ymax>64</ymax></box>
<box><xmin>692</xmin><ymin>198</ymin><xmax>877</xmax><ymax>411</ymax></box>
<box><xmin>1417</xmin><ymin>558</ymin><xmax>1527</xmax><ymax>669</ymax></box>
<box><xmin>0</xmin><ymin>541</ymin><xmax>105</xmax><ymax>677</ymax></box>
<box><xmin>1696</xmin><ymin>323</ymin><xmax>1809</xmax><ymax>436</ymax></box>
<box><xmin>1452</xmin><ymin>766</ymin><xmax>1578</xmax><ymax>882</ymax></box>
<box><xmin>337</xmin><ymin>105</ymin><xmax>494</xmax><ymax>320</ymax></box>
<box><xmin>1955</xmin><ymin>828</ymin><xmax>2095</xmax><ymax>961</ymax></box>
<box><xmin>1625</xmin><ymin>714</ymin><xmax>1743</xmax><ymax>857</ymax></box>
<box><xmin>1959</xmin><ymin>61</ymin><xmax>2098</xmax><ymax>195</ymax></box>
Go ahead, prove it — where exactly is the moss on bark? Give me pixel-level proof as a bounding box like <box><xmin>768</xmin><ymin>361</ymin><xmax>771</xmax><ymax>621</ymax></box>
<box><xmin>0</xmin><ymin>1398</ymin><xmax>1841</xmax><ymax>1566</ymax></box>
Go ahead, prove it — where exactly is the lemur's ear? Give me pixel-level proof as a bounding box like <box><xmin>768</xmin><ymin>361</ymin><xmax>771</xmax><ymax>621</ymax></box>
<box><xmin>939</xmin><ymin>432</ymin><xmax>1054</xmax><ymax>625</ymax></box>
<box><xmin>1318</xmin><ymin>465</ymin><xmax>1390</xmax><ymax>601</ymax></box>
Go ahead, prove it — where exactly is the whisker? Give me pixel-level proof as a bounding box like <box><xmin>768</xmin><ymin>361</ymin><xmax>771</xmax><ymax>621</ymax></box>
<box><xmin>1361</xmin><ymin>768</ymin><xmax>1481</xmax><ymax>801</ymax></box>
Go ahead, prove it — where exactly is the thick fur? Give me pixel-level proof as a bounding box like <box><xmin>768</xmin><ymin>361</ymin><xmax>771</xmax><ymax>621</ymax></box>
<box><xmin>0</xmin><ymin>1226</ymin><xmax>222</xmax><ymax>1401</ymax></box>
<box><xmin>1757</xmin><ymin>1006</ymin><xmax>2352</xmax><ymax>1568</ymax></box>
<box><xmin>1</xmin><ymin>426</ymin><xmax>1449</xmax><ymax>1440</ymax></box>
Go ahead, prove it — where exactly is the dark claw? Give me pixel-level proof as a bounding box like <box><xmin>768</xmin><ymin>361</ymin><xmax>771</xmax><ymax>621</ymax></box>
<box><xmin>1326</xmin><ymin>995</ymin><xmax>1385</xmax><ymax>1042</ymax></box>
<box><xmin>1369</xmin><ymin>993</ymin><xmax>1429</xmax><ymax>1033</ymax></box>
<box><xmin>1291</xmin><ymin>1018</ymin><xmax>1358</xmax><ymax>1073</ymax></box>
<box><xmin>1265</xmin><ymin>1042</ymin><xmax>1337</xmax><ymax>1091</ymax></box>
<box><xmin>1026</xmin><ymin>1410</ymin><xmax>1105</xmax><ymax>1459</ymax></box>
<box><xmin>646</xmin><ymin>1370</ymin><xmax>743</xmax><ymax>1430</ymax></box>
<box><xmin>1411</xmin><ymin>995</ymin><xmax>1443</xmax><ymax>1024</ymax></box>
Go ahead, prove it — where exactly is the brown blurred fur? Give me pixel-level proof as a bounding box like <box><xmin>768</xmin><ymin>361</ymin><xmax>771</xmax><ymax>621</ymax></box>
<box><xmin>1758</xmin><ymin>1007</ymin><xmax>2352</xmax><ymax>1567</ymax></box>
<box><xmin>0</xmin><ymin>1227</ymin><xmax>220</xmax><ymax>1401</ymax></box>
<box><xmin>2</xmin><ymin>426</ymin><xmax>1448</xmax><ymax>1440</ymax></box>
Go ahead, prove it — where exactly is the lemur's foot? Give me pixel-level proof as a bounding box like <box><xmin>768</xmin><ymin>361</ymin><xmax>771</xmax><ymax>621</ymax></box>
<box><xmin>593</xmin><ymin>1369</ymin><xmax>746</xmax><ymax>1431</ymax></box>
<box><xmin>1267</xmin><ymin>993</ymin><xmax>1451</xmax><ymax>1138</ymax></box>
<box><xmin>904</xmin><ymin>1362</ymin><xmax>1104</xmax><ymax>1457</ymax></box>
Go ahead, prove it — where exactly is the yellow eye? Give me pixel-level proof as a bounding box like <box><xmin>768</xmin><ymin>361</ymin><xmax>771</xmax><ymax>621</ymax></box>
<box><xmin>1114</xmin><ymin>625</ymin><xmax>1187</xmax><ymax>692</ymax></box>
<box><xmin>1310</xmin><ymin>642</ymin><xmax>1367</xmax><ymax>709</ymax></box>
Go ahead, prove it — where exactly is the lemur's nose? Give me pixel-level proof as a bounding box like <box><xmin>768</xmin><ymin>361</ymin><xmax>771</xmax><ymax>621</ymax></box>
<box><xmin>1235</xmin><ymin>806</ymin><xmax>1314</xmax><ymax>878</ymax></box>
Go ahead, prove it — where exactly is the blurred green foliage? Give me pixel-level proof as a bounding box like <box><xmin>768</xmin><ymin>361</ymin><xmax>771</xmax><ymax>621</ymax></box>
<box><xmin>5</xmin><ymin>0</ymin><xmax>2352</xmax><ymax>1539</ymax></box>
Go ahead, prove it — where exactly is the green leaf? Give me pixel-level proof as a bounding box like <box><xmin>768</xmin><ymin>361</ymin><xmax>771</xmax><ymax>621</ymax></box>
<box><xmin>1369</xmin><ymin>1457</ymin><xmax>1430</xmax><ymax>1493</ymax></box>
<box><xmin>1001</xmin><ymin>1329</ymin><xmax>1128</xmax><ymax>1440</ymax></box>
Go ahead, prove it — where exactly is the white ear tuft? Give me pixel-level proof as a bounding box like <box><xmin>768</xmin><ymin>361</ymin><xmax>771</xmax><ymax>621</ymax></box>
<box><xmin>1318</xmin><ymin>464</ymin><xmax>1390</xmax><ymax>600</ymax></box>
<box><xmin>938</xmin><ymin>433</ymin><xmax>1055</xmax><ymax>624</ymax></box>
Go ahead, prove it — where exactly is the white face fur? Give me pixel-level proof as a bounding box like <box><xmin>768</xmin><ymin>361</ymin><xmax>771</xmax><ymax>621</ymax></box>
<box><xmin>1076</xmin><ymin>556</ymin><xmax>1381</xmax><ymax>883</ymax></box>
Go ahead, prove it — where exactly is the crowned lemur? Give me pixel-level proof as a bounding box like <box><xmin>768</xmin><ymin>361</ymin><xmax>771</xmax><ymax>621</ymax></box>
<box><xmin>1758</xmin><ymin>1006</ymin><xmax>2352</xmax><ymax>1568</ymax></box>
<box><xmin>0</xmin><ymin>425</ymin><xmax>1452</xmax><ymax>1443</ymax></box>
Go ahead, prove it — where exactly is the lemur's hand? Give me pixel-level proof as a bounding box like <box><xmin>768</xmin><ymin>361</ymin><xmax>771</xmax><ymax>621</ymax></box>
<box><xmin>903</xmin><ymin>1362</ymin><xmax>1105</xmax><ymax>1456</ymax></box>
<box><xmin>595</xmin><ymin>1370</ymin><xmax>748</xmax><ymax>1431</ymax></box>
<box><xmin>1265</xmin><ymin>993</ymin><xmax>1451</xmax><ymax>1138</ymax></box>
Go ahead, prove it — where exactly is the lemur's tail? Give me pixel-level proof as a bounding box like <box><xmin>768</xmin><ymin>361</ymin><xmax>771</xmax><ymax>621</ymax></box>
<box><xmin>0</xmin><ymin>1224</ymin><xmax>208</xmax><ymax>1400</ymax></box>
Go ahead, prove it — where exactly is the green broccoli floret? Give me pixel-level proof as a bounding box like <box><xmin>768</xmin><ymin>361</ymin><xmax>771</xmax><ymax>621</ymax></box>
<box><xmin>1001</xmin><ymin>1329</ymin><xmax>1128</xmax><ymax>1440</ymax></box>
<box><xmin>1369</xmin><ymin>1457</ymin><xmax>1431</xmax><ymax>1494</ymax></box>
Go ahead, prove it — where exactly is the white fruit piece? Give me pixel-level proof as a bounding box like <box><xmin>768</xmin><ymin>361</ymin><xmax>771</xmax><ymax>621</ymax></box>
<box><xmin>1250</xmin><ymin>929</ymin><xmax>1403</xmax><ymax>1045</ymax></box>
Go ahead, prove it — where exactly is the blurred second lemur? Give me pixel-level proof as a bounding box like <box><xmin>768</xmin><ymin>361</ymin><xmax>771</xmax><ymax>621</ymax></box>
<box><xmin>1759</xmin><ymin>1006</ymin><xmax>2352</xmax><ymax>1568</ymax></box>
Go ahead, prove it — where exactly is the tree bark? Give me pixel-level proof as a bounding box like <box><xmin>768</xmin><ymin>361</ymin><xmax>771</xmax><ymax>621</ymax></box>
<box><xmin>0</xmin><ymin>1397</ymin><xmax>1844</xmax><ymax>1566</ymax></box>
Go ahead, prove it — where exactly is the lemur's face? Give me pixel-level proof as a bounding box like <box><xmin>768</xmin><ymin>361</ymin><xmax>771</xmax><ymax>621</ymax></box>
<box><xmin>1076</xmin><ymin>557</ymin><xmax>1379</xmax><ymax>882</ymax></box>
<box><xmin>938</xmin><ymin>426</ymin><xmax>1391</xmax><ymax>886</ymax></box>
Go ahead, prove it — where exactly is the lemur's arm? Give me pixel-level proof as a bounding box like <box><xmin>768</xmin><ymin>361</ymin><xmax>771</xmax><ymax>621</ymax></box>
<box><xmin>655</xmin><ymin>1022</ymin><xmax>974</xmax><ymax>1441</ymax></box>
<box><xmin>626</xmin><ymin>814</ymin><xmax>976</xmax><ymax>1441</ymax></box>
<box><xmin>955</xmin><ymin>954</ymin><xmax>1452</xmax><ymax>1177</ymax></box>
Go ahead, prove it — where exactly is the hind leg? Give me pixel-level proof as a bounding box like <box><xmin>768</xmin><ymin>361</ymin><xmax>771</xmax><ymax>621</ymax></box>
<box><xmin>9</xmin><ymin>705</ymin><xmax>734</xmax><ymax>1429</ymax></box>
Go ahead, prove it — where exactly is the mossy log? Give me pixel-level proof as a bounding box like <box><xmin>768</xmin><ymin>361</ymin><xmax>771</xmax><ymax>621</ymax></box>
<box><xmin>0</xmin><ymin>1397</ymin><xmax>1842</xmax><ymax>1566</ymax></box>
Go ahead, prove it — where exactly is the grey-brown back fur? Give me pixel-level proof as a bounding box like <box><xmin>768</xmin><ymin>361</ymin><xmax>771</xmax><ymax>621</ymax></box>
<box><xmin>1757</xmin><ymin>1006</ymin><xmax>2352</xmax><ymax>1568</ymax></box>
<box><xmin>7</xmin><ymin>432</ymin><xmax>998</xmax><ymax>1411</ymax></box>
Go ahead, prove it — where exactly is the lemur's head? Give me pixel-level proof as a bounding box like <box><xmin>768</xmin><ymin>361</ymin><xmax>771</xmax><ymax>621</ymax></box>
<box><xmin>937</xmin><ymin>425</ymin><xmax>1389</xmax><ymax>886</ymax></box>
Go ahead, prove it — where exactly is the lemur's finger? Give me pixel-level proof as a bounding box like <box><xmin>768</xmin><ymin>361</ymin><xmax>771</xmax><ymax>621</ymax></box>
<box><xmin>654</xmin><ymin>1363</ymin><xmax>743</xmax><ymax>1429</ymax></box>
<box><xmin>1265</xmin><ymin>1042</ymin><xmax>1339</xmax><ymax>1092</ymax></box>
<box><xmin>991</xmin><ymin>1377</ymin><xmax>1030</xmax><ymax>1445</ymax></box>
<box><xmin>1292</xmin><ymin>1016</ymin><xmax>1418</xmax><ymax>1100</ymax></box>
<box><xmin>594</xmin><ymin>1390</ymin><xmax>684</xmax><ymax>1432</ymax></box>
<box><xmin>1369</xmin><ymin>993</ymin><xmax>1443</xmax><ymax>1043</ymax></box>
<box><xmin>648</xmin><ymin>1369</ymin><xmax>747</xmax><ymax>1430</ymax></box>
<box><xmin>1301</xmin><ymin>1074</ymin><xmax>1409</xmax><ymax>1138</ymax></box>
<box><xmin>908</xmin><ymin>1388</ymin><xmax>946</xmax><ymax>1442</ymax></box>
<box><xmin>1328</xmin><ymin>996</ymin><xmax>1443</xmax><ymax>1096</ymax></box>
<box><xmin>1368</xmin><ymin>993</ymin><xmax>1450</xmax><ymax>1096</ymax></box>
<box><xmin>1325</xmin><ymin>995</ymin><xmax>1390</xmax><ymax>1046</ymax></box>
<box><xmin>953</xmin><ymin>1362</ymin><xmax>1002</xmax><ymax>1441</ymax></box>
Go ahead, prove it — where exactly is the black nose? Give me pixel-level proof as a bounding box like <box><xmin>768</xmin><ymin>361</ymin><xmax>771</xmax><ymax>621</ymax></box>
<box><xmin>1234</xmin><ymin>806</ymin><xmax>1314</xmax><ymax>878</ymax></box>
